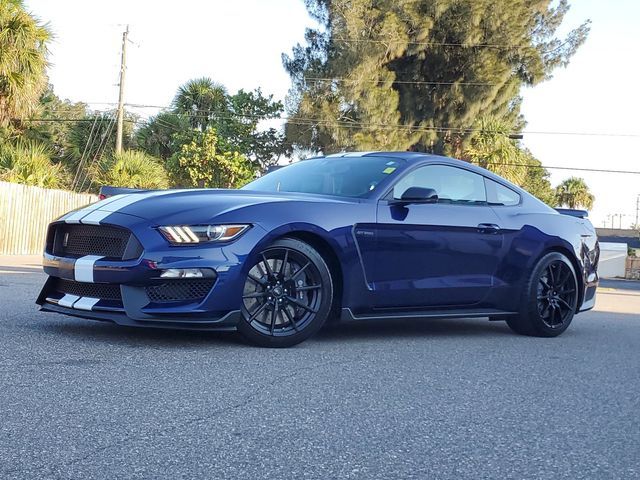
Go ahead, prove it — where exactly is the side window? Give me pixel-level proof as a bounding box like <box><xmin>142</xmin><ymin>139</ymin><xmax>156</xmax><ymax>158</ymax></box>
<box><xmin>392</xmin><ymin>165</ymin><xmax>487</xmax><ymax>204</ymax></box>
<box><xmin>485</xmin><ymin>178</ymin><xmax>521</xmax><ymax>206</ymax></box>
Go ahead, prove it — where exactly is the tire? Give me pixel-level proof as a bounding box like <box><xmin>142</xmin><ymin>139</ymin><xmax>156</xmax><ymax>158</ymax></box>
<box><xmin>237</xmin><ymin>238</ymin><xmax>333</xmax><ymax>347</ymax></box>
<box><xmin>506</xmin><ymin>252</ymin><xmax>579</xmax><ymax>337</ymax></box>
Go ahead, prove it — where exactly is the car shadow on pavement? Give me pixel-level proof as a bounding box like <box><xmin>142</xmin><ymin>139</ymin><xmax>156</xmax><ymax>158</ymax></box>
<box><xmin>32</xmin><ymin>315</ymin><xmax>514</xmax><ymax>349</ymax></box>
<box><xmin>34</xmin><ymin>320</ymin><xmax>246</xmax><ymax>349</ymax></box>
<box><xmin>316</xmin><ymin>317</ymin><xmax>513</xmax><ymax>343</ymax></box>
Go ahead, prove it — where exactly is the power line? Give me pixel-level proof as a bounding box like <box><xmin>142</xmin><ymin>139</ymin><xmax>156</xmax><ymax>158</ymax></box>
<box><xmin>19</xmin><ymin>111</ymin><xmax>640</xmax><ymax>139</ymax></box>
<box><xmin>303</xmin><ymin>77</ymin><xmax>498</xmax><ymax>86</ymax></box>
<box><xmin>71</xmin><ymin>114</ymin><xmax>101</xmax><ymax>190</ymax></box>
<box><xmin>331</xmin><ymin>36</ymin><xmax>541</xmax><ymax>50</ymax></box>
<box><xmin>79</xmin><ymin>114</ymin><xmax>117</xmax><ymax>192</ymax></box>
<box><xmin>482</xmin><ymin>163</ymin><xmax>640</xmax><ymax>175</ymax></box>
<box><xmin>126</xmin><ymin>108</ymin><xmax>640</xmax><ymax>138</ymax></box>
<box><xmin>135</xmin><ymin>114</ymin><xmax>640</xmax><ymax>175</ymax></box>
<box><xmin>16</xmin><ymin>117</ymin><xmax>136</xmax><ymax>123</ymax></box>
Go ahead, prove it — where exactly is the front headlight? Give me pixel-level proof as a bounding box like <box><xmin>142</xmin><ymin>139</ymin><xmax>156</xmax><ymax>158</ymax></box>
<box><xmin>158</xmin><ymin>224</ymin><xmax>250</xmax><ymax>245</ymax></box>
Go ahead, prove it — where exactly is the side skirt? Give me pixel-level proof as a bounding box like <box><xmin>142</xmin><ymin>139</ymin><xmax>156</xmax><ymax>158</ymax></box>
<box><xmin>340</xmin><ymin>307</ymin><xmax>518</xmax><ymax>322</ymax></box>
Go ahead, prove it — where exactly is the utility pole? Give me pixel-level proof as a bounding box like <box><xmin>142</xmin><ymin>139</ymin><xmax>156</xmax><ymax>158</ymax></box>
<box><xmin>635</xmin><ymin>194</ymin><xmax>639</xmax><ymax>228</ymax></box>
<box><xmin>115</xmin><ymin>25</ymin><xmax>129</xmax><ymax>154</ymax></box>
<box><xmin>611</xmin><ymin>214</ymin><xmax>620</xmax><ymax>229</ymax></box>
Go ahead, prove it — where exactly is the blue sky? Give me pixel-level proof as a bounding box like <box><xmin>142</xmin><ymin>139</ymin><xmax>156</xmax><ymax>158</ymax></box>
<box><xmin>25</xmin><ymin>0</ymin><xmax>640</xmax><ymax>228</ymax></box>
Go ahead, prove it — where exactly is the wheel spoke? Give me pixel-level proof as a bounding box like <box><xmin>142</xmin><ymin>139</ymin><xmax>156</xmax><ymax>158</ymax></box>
<box><xmin>279</xmin><ymin>249</ymin><xmax>289</xmax><ymax>276</ymax></box>
<box><xmin>248</xmin><ymin>302</ymin><xmax>268</xmax><ymax>322</ymax></box>
<box><xmin>286</xmin><ymin>296</ymin><xmax>318</xmax><ymax>314</ymax></box>
<box><xmin>296</xmin><ymin>284</ymin><xmax>321</xmax><ymax>292</ymax></box>
<box><xmin>539</xmin><ymin>277</ymin><xmax>551</xmax><ymax>290</ymax></box>
<box><xmin>243</xmin><ymin>291</ymin><xmax>266</xmax><ymax>299</ymax></box>
<box><xmin>248</xmin><ymin>273</ymin><xmax>266</xmax><ymax>286</ymax></box>
<box><xmin>288</xmin><ymin>262</ymin><xmax>311</xmax><ymax>281</ymax></box>
<box><xmin>558</xmin><ymin>288</ymin><xmax>576</xmax><ymax>295</ymax></box>
<box><xmin>547</xmin><ymin>265</ymin><xmax>556</xmax><ymax>286</ymax></box>
<box><xmin>261</xmin><ymin>253</ymin><xmax>275</xmax><ymax>278</ymax></box>
<box><xmin>269</xmin><ymin>307</ymin><xmax>277</xmax><ymax>334</ymax></box>
<box><xmin>558</xmin><ymin>298</ymin><xmax>572</xmax><ymax>311</ymax></box>
<box><xmin>540</xmin><ymin>302</ymin><xmax>551</xmax><ymax>319</ymax></box>
<box><xmin>556</xmin><ymin>265</ymin><xmax>570</xmax><ymax>288</ymax></box>
<box><xmin>282</xmin><ymin>306</ymin><xmax>299</xmax><ymax>331</ymax></box>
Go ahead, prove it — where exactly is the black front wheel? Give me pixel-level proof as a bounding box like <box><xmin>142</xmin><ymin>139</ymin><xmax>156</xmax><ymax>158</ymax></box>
<box><xmin>507</xmin><ymin>252</ymin><xmax>579</xmax><ymax>337</ymax></box>
<box><xmin>237</xmin><ymin>238</ymin><xmax>333</xmax><ymax>347</ymax></box>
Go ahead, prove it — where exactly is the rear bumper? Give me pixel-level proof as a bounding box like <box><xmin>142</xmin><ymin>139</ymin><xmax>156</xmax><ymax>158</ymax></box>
<box><xmin>578</xmin><ymin>281</ymin><xmax>598</xmax><ymax>312</ymax></box>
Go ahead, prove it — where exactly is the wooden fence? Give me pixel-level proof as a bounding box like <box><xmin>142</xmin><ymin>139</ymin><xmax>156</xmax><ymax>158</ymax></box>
<box><xmin>0</xmin><ymin>181</ymin><xmax>98</xmax><ymax>255</ymax></box>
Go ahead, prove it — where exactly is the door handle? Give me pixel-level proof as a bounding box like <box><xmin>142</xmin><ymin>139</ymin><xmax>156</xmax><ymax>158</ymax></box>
<box><xmin>477</xmin><ymin>223</ymin><xmax>501</xmax><ymax>234</ymax></box>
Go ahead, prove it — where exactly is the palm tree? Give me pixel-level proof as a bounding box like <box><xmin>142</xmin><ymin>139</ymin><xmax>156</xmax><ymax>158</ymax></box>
<box><xmin>555</xmin><ymin>177</ymin><xmax>595</xmax><ymax>210</ymax></box>
<box><xmin>464</xmin><ymin>116</ymin><xmax>528</xmax><ymax>185</ymax></box>
<box><xmin>0</xmin><ymin>140</ymin><xmax>65</xmax><ymax>188</ymax></box>
<box><xmin>0</xmin><ymin>0</ymin><xmax>51</xmax><ymax>128</ymax></box>
<box><xmin>92</xmin><ymin>150</ymin><xmax>169</xmax><ymax>189</ymax></box>
<box><xmin>135</xmin><ymin>112</ymin><xmax>190</xmax><ymax>160</ymax></box>
<box><xmin>172</xmin><ymin>78</ymin><xmax>229</xmax><ymax>131</ymax></box>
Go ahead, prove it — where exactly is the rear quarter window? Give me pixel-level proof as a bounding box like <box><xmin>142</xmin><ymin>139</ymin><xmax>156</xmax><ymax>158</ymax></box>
<box><xmin>485</xmin><ymin>178</ymin><xmax>521</xmax><ymax>206</ymax></box>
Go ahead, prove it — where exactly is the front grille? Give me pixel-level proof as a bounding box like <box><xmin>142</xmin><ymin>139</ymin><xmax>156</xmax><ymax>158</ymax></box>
<box><xmin>51</xmin><ymin>224</ymin><xmax>142</xmax><ymax>260</ymax></box>
<box><xmin>145</xmin><ymin>280</ymin><xmax>215</xmax><ymax>303</ymax></box>
<box><xmin>52</xmin><ymin>278</ymin><xmax>122</xmax><ymax>301</ymax></box>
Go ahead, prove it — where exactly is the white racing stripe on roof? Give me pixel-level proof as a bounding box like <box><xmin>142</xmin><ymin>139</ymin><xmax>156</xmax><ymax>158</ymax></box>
<box><xmin>74</xmin><ymin>255</ymin><xmax>104</xmax><ymax>283</ymax></box>
<box><xmin>343</xmin><ymin>151</ymin><xmax>377</xmax><ymax>157</ymax></box>
<box><xmin>73</xmin><ymin>297</ymin><xmax>100</xmax><ymax>311</ymax></box>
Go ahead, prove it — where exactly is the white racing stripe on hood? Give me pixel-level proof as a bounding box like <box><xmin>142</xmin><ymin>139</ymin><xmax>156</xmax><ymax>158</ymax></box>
<box><xmin>76</xmin><ymin>190</ymin><xmax>187</xmax><ymax>225</ymax></box>
<box><xmin>63</xmin><ymin>194</ymin><xmax>130</xmax><ymax>224</ymax></box>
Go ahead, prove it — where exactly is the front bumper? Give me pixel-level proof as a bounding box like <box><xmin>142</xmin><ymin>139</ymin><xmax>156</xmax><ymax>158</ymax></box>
<box><xmin>37</xmin><ymin>213</ymin><xmax>267</xmax><ymax>330</ymax></box>
<box><xmin>39</xmin><ymin>301</ymin><xmax>242</xmax><ymax>331</ymax></box>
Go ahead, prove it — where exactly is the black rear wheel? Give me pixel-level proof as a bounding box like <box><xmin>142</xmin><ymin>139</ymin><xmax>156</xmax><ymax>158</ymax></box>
<box><xmin>507</xmin><ymin>252</ymin><xmax>578</xmax><ymax>337</ymax></box>
<box><xmin>237</xmin><ymin>238</ymin><xmax>333</xmax><ymax>347</ymax></box>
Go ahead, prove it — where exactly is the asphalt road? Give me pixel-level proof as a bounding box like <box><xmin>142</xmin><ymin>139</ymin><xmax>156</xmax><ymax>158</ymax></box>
<box><xmin>1</xmin><ymin>259</ymin><xmax>639</xmax><ymax>479</ymax></box>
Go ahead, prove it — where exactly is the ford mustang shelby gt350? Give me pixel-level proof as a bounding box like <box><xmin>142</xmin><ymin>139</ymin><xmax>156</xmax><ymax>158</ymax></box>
<box><xmin>37</xmin><ymin>152</ymin><xmax>599</xmax><ymax>347</ymax></box>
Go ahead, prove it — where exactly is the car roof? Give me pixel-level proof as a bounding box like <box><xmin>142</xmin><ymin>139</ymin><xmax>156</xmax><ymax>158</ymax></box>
<box><xmin>321</xmin><ymin>151</ymin><xmax>492</xmax><ymax>176</ymax></box>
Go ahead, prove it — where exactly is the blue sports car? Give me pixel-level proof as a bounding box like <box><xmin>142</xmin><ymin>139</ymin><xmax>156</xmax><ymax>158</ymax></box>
<box><xmin>37</xmin><ymin>152</ymin><xmax>599</xmax><ymax>347</ymax></box>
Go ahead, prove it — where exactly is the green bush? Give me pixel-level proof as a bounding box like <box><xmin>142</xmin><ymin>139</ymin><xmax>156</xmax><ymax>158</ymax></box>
<box><xmin>0</xmin><ymin>140</ymin><xmax>66</xmax><ymax>188</ymax></box>
<box><xmin>92</xmin><ymin>150</ymin><xmax>169</xmax><ymax>189</ymax></box>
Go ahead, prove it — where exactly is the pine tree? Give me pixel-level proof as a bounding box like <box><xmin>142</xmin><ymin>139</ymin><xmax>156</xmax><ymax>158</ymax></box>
<box><xmin>284</xmin><ymin>0</ymin><xmax>589</xmax><ymax>154</ymax></box>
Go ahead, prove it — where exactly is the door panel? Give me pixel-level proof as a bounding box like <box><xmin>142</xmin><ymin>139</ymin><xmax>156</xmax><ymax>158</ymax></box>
<box><xmin>373</xmin><ymin>203</ymin><xmax>503</xmax><ymax>308</ymax></box>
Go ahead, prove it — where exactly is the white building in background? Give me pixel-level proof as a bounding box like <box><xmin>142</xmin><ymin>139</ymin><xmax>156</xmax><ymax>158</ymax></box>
<box><xmin>598</xmin><ymin>242</ymin><xmax>628</xmax><ymax>278</ymax></box>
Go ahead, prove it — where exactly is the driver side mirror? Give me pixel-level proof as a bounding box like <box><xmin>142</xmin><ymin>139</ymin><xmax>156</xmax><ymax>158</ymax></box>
<box><xmin>394</xmin><ymin>187</ymin><xmax>439</xmax><ymax>205</ymax></box>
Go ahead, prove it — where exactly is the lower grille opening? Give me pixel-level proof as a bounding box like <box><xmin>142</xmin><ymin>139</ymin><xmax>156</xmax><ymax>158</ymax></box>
<box><xmin>52</xmin><ymin>278</ymin><xmax>122</xmax><ymax>301</ymax></box>
<box><xmin>145</xmin><ymin>280</ymin><xmax>215</xmax><ymax>303</ymax></box>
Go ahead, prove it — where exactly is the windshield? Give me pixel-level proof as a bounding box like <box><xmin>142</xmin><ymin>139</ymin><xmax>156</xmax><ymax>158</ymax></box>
<box><xmin>243</xmin><ymin>156</ymin><xmax>405</xmax><ymax>198</ymax></box>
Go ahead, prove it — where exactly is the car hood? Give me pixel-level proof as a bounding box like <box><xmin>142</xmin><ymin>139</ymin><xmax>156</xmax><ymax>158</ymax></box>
<box><xmin>95</xmin><ymin>189</ymin><xmax>356</xmax><ymax>225</ymax></box>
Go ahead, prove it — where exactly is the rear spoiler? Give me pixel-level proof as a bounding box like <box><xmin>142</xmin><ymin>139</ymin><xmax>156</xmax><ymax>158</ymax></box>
<box><xmin>555</xmin><ymin>208</ymin><xmax>588</xmax><ymax>219</ymax></box>
<box><xmin>99</xmin><ymin>186</ymin><xmax>153</xmax><ymax>200</ymax></box>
